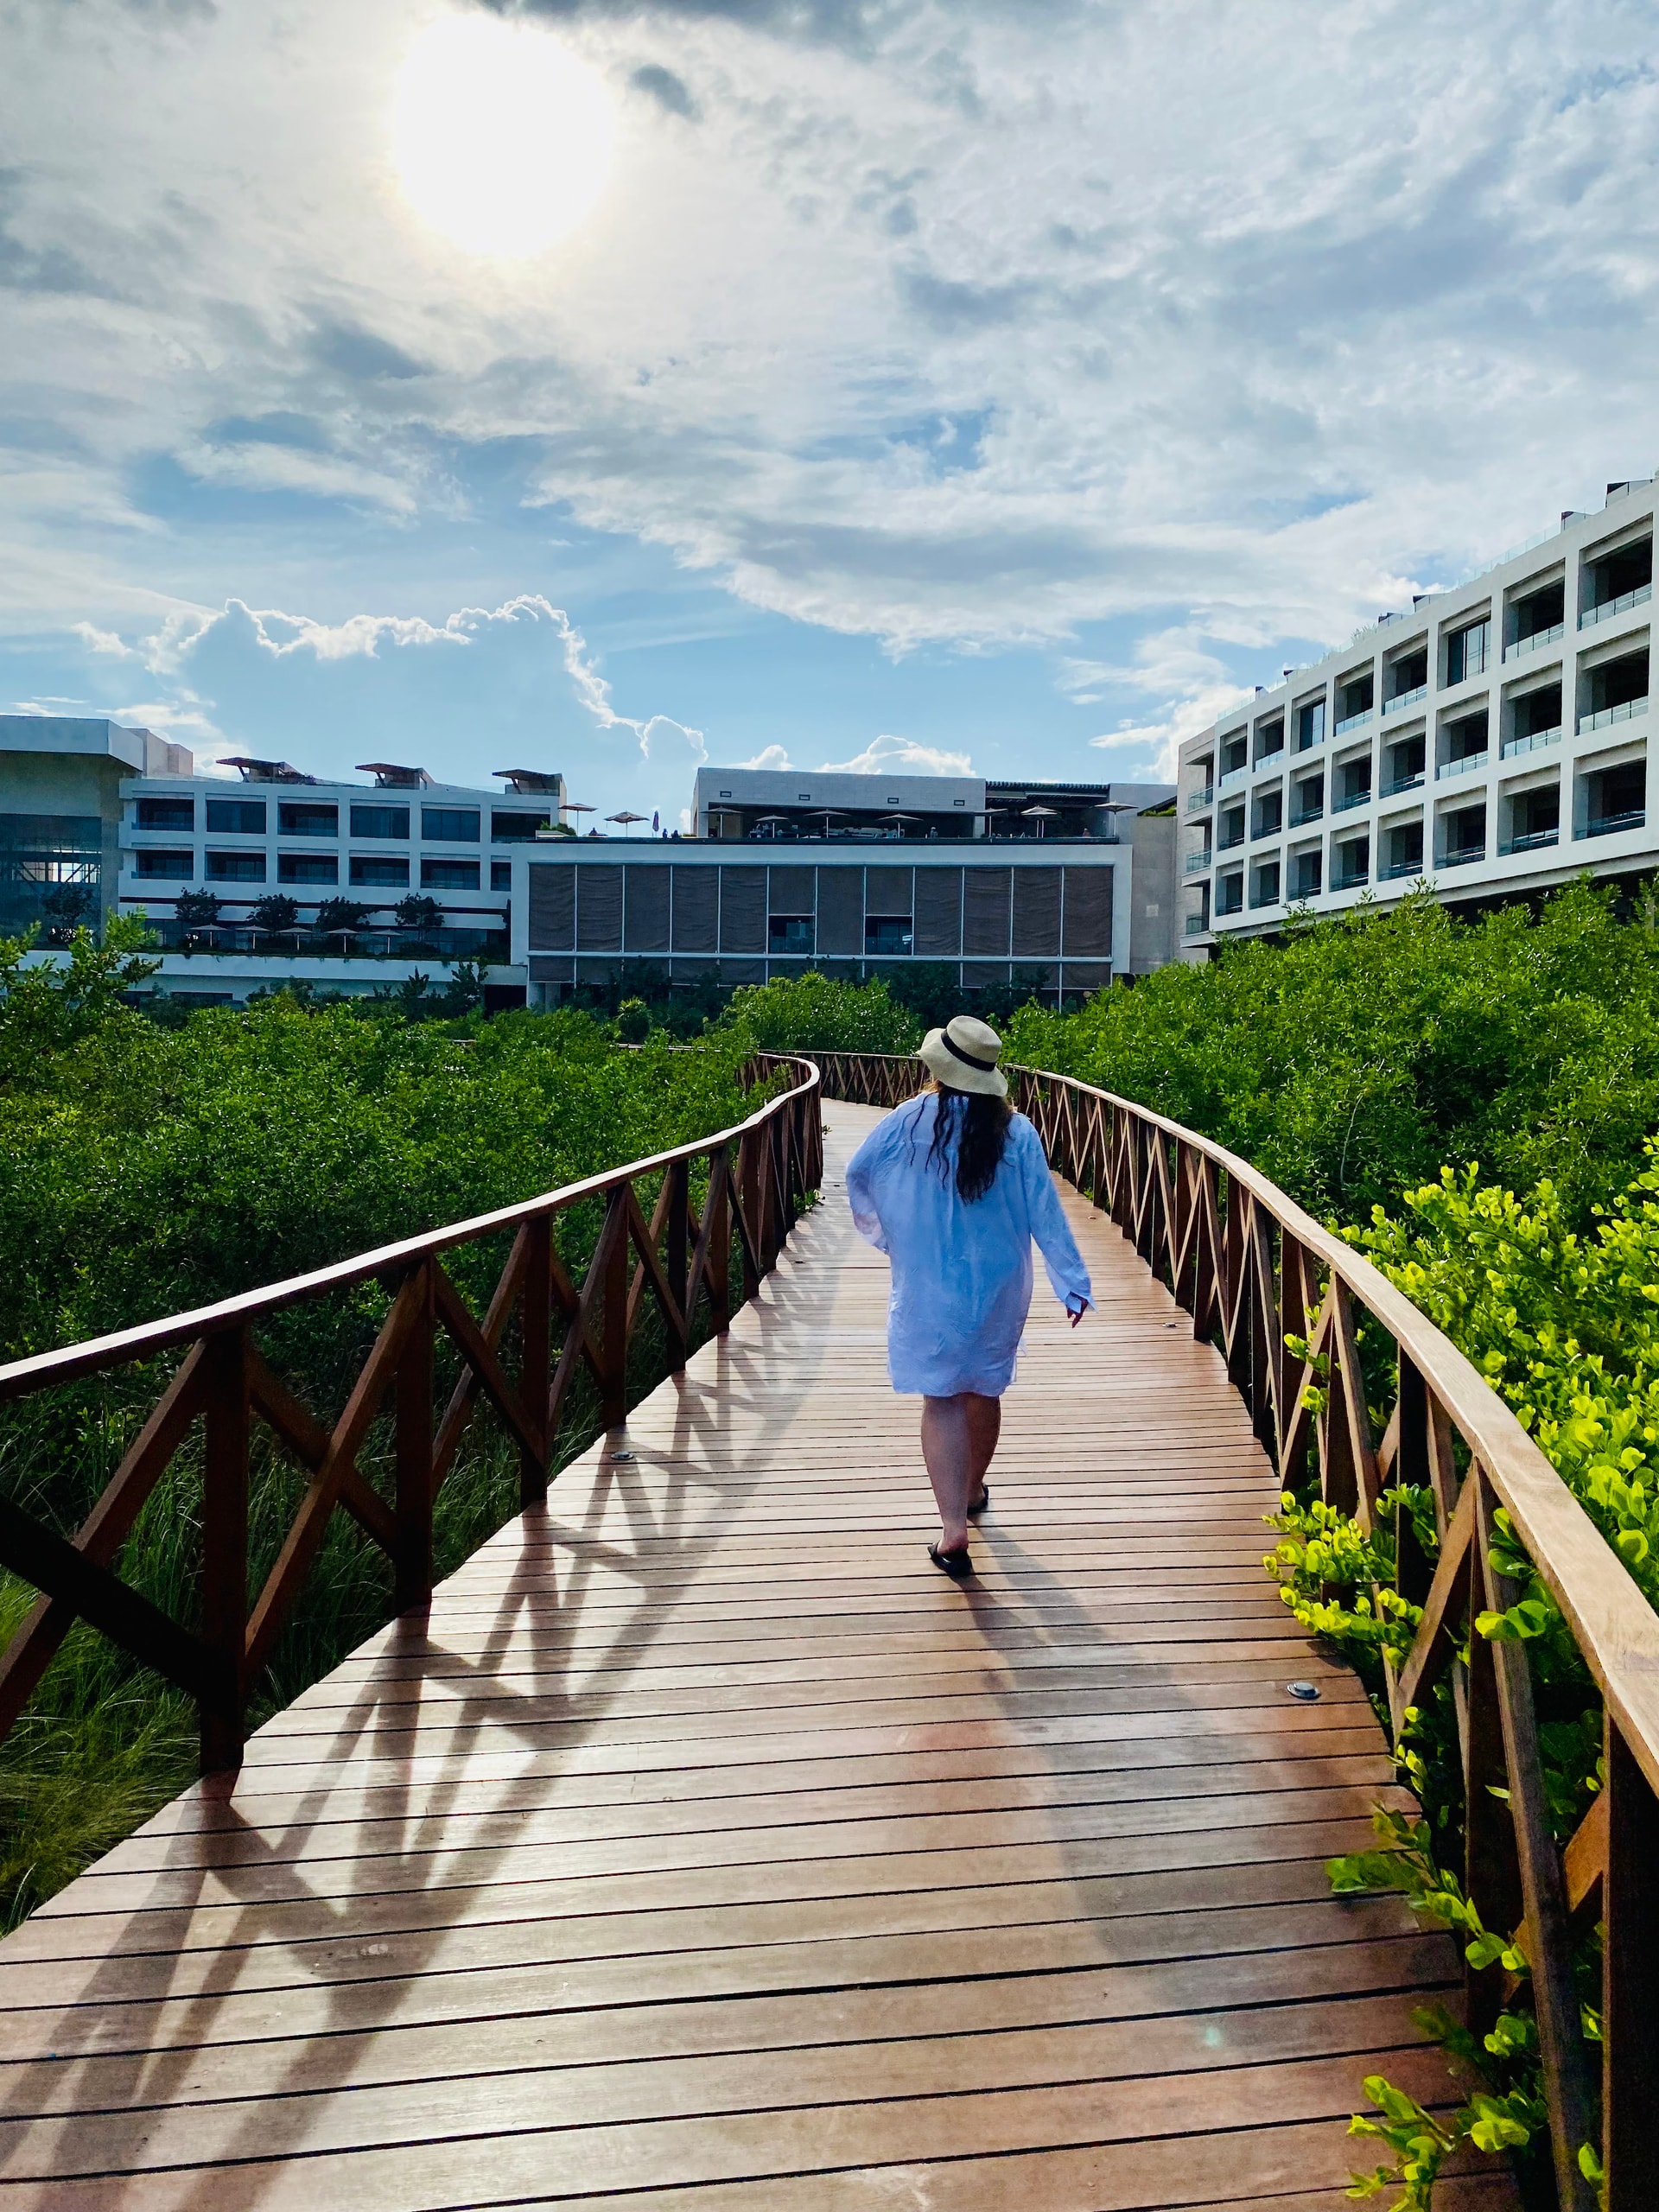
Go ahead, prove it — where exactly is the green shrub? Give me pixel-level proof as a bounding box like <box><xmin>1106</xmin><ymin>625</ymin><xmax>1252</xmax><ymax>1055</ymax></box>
<box><xmin>1006</xmin><ymin>880</ymin><xmax>1659</xmax><ymax>1224</ymax></box>
<box><xmin>720</xmin><ymin>969</ymin><xmax>923</xmax><ymax>1053</ymax></box>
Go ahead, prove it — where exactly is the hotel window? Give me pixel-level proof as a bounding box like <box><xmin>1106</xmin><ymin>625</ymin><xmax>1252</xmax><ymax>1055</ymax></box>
<box><xmin>350</xmin><ymin>803</ymin><xmax>410</xmax><ymax>840</ymax></box>
<box><xmin>205</xmin><ymin>798</ymin><xmax>267</xmax><ymax>834</ymax></box>
<box><xmin>277</xmin><ymin>801</ymin><xmax>338</xmax><ymax>837</ymax></box>
<box><xmin>422</xmin><ymin>856</ymin><xmax>480</xmax><ymax>890</ymax></box>
<box><xmin>421</xmin><ymin>806</ymin><xmax>481</xmax><ymax>843</ymax></box>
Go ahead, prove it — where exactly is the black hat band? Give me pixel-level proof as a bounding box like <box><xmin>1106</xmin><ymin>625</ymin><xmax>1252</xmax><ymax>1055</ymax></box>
<box><xmin>942</xmin><ymin>1028</ymin><xmax>998</xmax><ymax>1073</ymax></box>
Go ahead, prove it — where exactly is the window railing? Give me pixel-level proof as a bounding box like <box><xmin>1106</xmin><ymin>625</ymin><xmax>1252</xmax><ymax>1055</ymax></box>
<box><xmin>1580</xmin><ymin>581</ymin><xmax>1652</xmax><ymax>629</ymax></box>
<box><xmin>1217</xmin><ymin>830</ymin><xmax>1245</xmax><ymax>853</ymax></box>
<box><xmin>1218</xmin><ymin>765</ymin><xmax>1248</xmax><ymax>791</ymax></box>
<box><xmin>1332</xmin><ymin>786</ymin><xmax>1373</xmax><ymax>813</ymax></box>
<box><xmin>1291</xmin><ymin>804</ymin><xmax>1324</xmax><ymax>827</ymax></box>
<box><xmin>1214</xmin><ymin>897</ymin><xmax>1243</xmax><ymax>918</ymax></box>
<box><xmin>1183</xmin><ymin>851</ymin><xmax>1212</xmax><ymax>874</ymax></box>
<box><xmin>1332</xmin><ymin>868</ymin><xmax>1370</xmax><ymax>893</ymax></box>
<box><xmin>1333</xmin><ymin>709</ymin><xmax>1374</xmax><ymax>736</ymax></box>
<box><xmin>1381</xmin><ymin>769</ymin><xmax>1425</xmax><ymax>798</ymax></box>
<box><xmin>1436</xmin><ymin>750</ymin><xmax>1489</xmax><ymax>780</ymax></box>
<box><xmin>1500</xmin><ymin>726</ymin><xmax>1562</xmax><ymax>760</ymax></box>
<box><xmin>1440</xmin><ymin>844</ymin><xmax>1486</xmax><ymax>868</ymax></box>
<box><xmin>1291</xmin><ymin>876</ymin><xmax>1322</xmax><ymax>900</ymax></box>
<box><xmin>1182</xmin><ymin>913</ymin><xmax>1210</xmax><ymax>936</ymax></box>
<box><xmin>1380</xmin><ymin>856</ymin><xmax>1425</xmax><ymax>880</ymax></box>
<box><xmin>1583</xmin><ymin>809</ymin><xmax>1646</xmax><ymax>839</ymax></box>
<box><xmin>1248</xmin><ymin>884</ymin><xmax>1281</xmax><ymax>910</ymax></box>
<box><xmin>1186</xmin><ymin>787</ymin><xmax>1214</xmax><ymax>813</ymax></box>
<box><xmin>1503</xmin><ymin>620</ymin><xmax>1565</xmax><ymax>661</ymax></box>
<box><xmin>1500</xmin><ymin>828</ymin><xmax>1560</xmax><ymax>855</ymax></box>
<box><xmin>1382</xmin><ymin>685</ymin><xmax>1427</xmax><ymax>715</ymax></box>
<box><xmin>1580</xmin><ymin>697</ymin><xmax>1649</xmax><ymax>735</ymax></box>
<box><xmin>1255</xmin><ymin>745</ymin><xmax>1286</xmax><ymax>769</ymax></box>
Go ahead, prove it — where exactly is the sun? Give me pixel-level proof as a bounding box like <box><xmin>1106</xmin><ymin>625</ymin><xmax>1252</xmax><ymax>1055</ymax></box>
<box><xmin>391</xmin><ymin>14</ymin><xmax>616</xmax><ymax>257</ymax></box>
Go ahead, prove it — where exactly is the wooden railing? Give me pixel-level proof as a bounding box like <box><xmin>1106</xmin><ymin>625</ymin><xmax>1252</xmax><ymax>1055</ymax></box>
<box><xmin>0</xmin><ymin>1058</ymin><xmax>822</xmax><ymax>1777</ymax></box>
<box><xmin>808</xmin><ymin>1049</ymin><xmax>1659</xmax><ymax>2212</ymax></box>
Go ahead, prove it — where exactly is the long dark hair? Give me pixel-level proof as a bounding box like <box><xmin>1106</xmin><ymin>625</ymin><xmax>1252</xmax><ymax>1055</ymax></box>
<box><xmin>923</xmin><ymin>1081</ymin><xmax>1014</xmax><ymax>1203</ymax></box>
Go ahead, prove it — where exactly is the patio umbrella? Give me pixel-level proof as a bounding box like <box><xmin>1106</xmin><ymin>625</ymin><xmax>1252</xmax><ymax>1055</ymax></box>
<box><xmin>1021</xmin><ymin>804</ymin><xmax>1060</xmax><ymax>840</ymax></box>
<box><xmin>880</xmin><ymin>812</ymin><xmax>922</xmax><ymax>838</ymax></box>
<box><xmin>607</xmin><ymin>810</ymin><xmax>648</xmax><ymax>838</ymax></box>
<box><xmin>753</xmin><ymin>814</ymin><xmax>791</xmax><ymax>839</ymax></box>
<box><xmin>809</xmin><ymin>810</ymin><xmax>847</xmax><ymax>836</ymax></box>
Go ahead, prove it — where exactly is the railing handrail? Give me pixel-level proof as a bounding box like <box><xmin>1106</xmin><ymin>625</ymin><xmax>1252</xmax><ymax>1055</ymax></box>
<box><xmin>808</xmin><ymin>1044</ymin><xmax>1659</xmax><ymax>2202</ymax></box>
<box><xmin>1011</xmin><ymin>1064</ymin><xmax>1659</xmax><ymax>1799</ymax></box>
<box><xmin>0</xmin><ymin>1057</ymin><xmax>823</xmax><ymax>1402</ymax></box>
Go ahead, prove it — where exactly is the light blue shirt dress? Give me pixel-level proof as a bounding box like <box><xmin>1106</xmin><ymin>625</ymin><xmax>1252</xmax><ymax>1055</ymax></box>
<box><xmin>846</xmin><ymin>1094</ymin><xmax>1094</xmax><ymax>1398</ymax></box>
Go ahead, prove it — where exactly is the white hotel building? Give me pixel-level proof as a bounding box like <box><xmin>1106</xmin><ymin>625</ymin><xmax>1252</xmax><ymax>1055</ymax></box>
<box><xmin>1179</xmin><ymin>480</ymin><xmax>1655</xmax><ymax>951</ymax></box>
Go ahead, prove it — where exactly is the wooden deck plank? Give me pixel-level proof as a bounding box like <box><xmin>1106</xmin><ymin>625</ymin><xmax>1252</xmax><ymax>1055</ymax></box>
<box><xmin>0</xmin><ymin>1099</ymin><xmax>1515</xmax><ymax>2207</ymax></box>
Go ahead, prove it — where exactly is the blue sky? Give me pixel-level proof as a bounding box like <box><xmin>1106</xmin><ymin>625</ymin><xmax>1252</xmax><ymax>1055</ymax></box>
<box><xmin>3</xmin><ymin>0</ymin><xmax>1658</xmax><ymax>827</ymax></box>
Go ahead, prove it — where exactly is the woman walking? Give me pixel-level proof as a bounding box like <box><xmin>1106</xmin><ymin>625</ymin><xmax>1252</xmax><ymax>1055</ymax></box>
<box><xmin>845</xmin><ymin>1015</ymin><xmax>1092</xmax><ymax>1578</ymax></box>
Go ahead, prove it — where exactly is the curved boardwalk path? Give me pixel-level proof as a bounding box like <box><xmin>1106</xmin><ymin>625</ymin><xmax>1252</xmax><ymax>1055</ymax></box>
<box><xmin>0</xmin><ymin>1102</ymin><xmax>1512</xmax><ymax>2209</ymax></box>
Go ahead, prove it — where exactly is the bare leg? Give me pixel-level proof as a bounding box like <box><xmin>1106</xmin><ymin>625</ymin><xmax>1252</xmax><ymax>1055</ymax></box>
<box><xmin>966</xmin><ymin>1393</ymin><xmax>1001</xmax><ymax>1510</ymax></box>
<box><xmin>921</xmin><ymin>1392</ymin><xmax>1001</xmax><ymax>1552</ymax></box>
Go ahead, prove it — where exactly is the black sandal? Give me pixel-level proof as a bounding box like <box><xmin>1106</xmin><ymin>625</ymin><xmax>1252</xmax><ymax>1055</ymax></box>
<box><xmin>928</xmin><ymin>1542</ymin><xmax>973</xmax><ymax>1579</ymax></box>
<box><xmin>966</xmin><ymin>1484</ymin><xmax>990</xmax><ymax>1519</ymax></box>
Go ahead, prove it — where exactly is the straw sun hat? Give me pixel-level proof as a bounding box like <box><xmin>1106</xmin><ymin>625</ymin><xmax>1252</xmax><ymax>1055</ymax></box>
<box><xmin>918</xmin><ymin>1014</ymin><xmax>1007</xmax><ymax>1098</ymax></box>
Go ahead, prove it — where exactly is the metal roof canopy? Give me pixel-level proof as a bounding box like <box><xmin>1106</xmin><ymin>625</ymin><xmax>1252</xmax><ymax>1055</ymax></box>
<box><xmin>356</xmin><ymin>762</ymin><xmax>435</xmax><ymax>789</ymax></box>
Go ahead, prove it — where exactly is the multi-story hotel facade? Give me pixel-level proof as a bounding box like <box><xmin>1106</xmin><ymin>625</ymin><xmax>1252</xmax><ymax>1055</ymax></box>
<box><xmin>512</xmin><ymin>768</ymin><xmax>1176</xmax><ymax>1005</ymax></box>
<box><xmin>2</xmin><ymin>721</ymin><xmax>1176</xmax><ymax>1007</ymax></box>
<box><xmin>1179</xmin><ymin>480</ymin><xmax>1655</xmax><ymax>952</ymax></box>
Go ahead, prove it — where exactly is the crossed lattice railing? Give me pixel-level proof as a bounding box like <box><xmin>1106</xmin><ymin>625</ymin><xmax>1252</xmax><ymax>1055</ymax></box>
<box><xmin>0</xmin><ymin>1058</ymin><xmax>822</xmax><ymax>1775</ymax></box>
<box><xmin>804</xmin><ymin>1048</ymin><xmax>1659</xmax><ymax>2212</ymax></box>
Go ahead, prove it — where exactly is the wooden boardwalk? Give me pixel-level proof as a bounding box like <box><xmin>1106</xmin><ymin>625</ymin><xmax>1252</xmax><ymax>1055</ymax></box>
<box><xmin>0</xmin><ymin>1101</ymin><xmax>1511</xmax><ymax>2209</ymax></box>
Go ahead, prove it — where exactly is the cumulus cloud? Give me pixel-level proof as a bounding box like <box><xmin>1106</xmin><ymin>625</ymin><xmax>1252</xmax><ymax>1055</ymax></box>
<box><xmin>817</xmin><ymin>731</ymin><xmax>972</xmax><ymax>775</ymax></box>
<box><xmin>4</xmin><ymin>0</ymin><xmax>1659</xmax><ymax>758</ymax></box>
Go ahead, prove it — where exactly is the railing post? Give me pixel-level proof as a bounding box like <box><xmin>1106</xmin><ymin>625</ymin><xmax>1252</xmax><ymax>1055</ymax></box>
<box><xmin>709</xmin><ymin>1145</ymin><xmax>732</xmax><ymax>1332</ymax></box>
<box><xmin>1463</xmin><ymin>1471</ymin><xmax>1523</xmax><ymax>2042</ymax></box>
<box><xmin>739</xmin><ymin>1129</ymin><xmax>761</xmax><ymax>1301</ymax></box>
<box><xmin>1603</xmin><ymin>1717</ymin><xmax>1659</xmax><ymax>2209</ymax></box>
<box><xmin>666</xmin><ymin>1160</ymin><xmax>690</xmax><ymax>1370</ymax></box>
<box><xmin>200</xmin><ymin>1326</ymin><xmax>250</xmax><ymax>1775</ymax></box>
<box><xmin>599</xmin><ymin>1187</ymin><xmax>630</xmax><ymax>1428</ymax></box>
<box><xmin>518</xmin><ymin>1220</ymin><xmax>551</xmax><ymax>1505</ymax></box>
<box><xmin>395</xmin><ymin>1259</ymin><xmax>435</xmax><ymax>1605</ymax></box>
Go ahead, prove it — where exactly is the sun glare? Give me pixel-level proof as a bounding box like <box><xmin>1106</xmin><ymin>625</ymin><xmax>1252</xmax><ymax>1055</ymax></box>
<box><xmin>391</xmin><ymin>14</ymin><xmax>615</xmax><ymax>257</ymax></box>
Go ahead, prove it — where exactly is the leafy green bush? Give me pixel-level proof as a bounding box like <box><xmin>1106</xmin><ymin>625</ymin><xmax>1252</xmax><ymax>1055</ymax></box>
<box><xmin>1006</xmin><ymin>881</ymin><xmax>1659</xmax><ymax>1224</ymax></box>
<box><xmin>720</xmin><ymin>969</ymin><xmax>923</xmax><ymax>1054</ymax></box>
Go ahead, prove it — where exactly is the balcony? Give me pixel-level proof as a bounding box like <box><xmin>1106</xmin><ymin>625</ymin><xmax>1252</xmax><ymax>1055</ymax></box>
<box><xmin>1382</xmin><ymin>685</ymin><xmax>1427</xmax><ymax>716</ymax></box>
<box><xmin>1381</xmin><ymin>771</ymin><xmax>1426</xmax><ymax>798</ymax></box>
<box><xmin>1436</xmin><ymin>751</ymin><xmax>1489</xmax><ymax>781</ymax></box>
<box><xmin>1332</xmin><ymin>786</ymin><xmax>1373</xmax><ymax>814</ymax></box>
<box><xmin>1440</xmin><ymin>845</ymin><xmax>1485</xmax><ymax>868</ymax></box>
<box><xmin>1183</xmin><ymin>914</ymin><xmax>1211</xmax><ymax>937</ymax></box>
<box><xmin>1249</xmin><ymin>886</ymin><xmax>1281</xmax><ymax>911</ymax></box>
<box><xmin>1217</xmin><ymin>765</ymin><xmax>1248</xmax><ymax>791</ymax></box>
<box><xmin>1500</xmin><ymin>726</ymin><xmax>1562</xmax><ymax>761</ymax></box>
<box><xmin>1580</xmin><ymin>581</ymin><xmax>1652</xmax><ymax>630</ymax></box>
<box><xmin>1186</xmin><ymin>787</ymin><xmax>1214</xmax><ymax>814</ymax></box>
<box><xmin>1380</xmin><ymin>858</ymin><xmax>1425</xmax><ymax>880</ymax></box>
<box><xmin>1332</xmin><ymin>868</ymin><xmax>1370</xmax><ymax>893</ymax></box>
<box><xmin>1291</xmin><ymin>804</ymin><xmax>1324</xmax><ymax>829</ymax></box>
<box><xmin>1499</xmin><ymin>828</ymin><xmax>1560</xmax><ymax>855</ymax></box>
<box><xmin>1579</xmin><ymin>697</ymin><xmax>1649</xmax><ymax>736</ymax></box>
<box><xmin>1214</xmin><ymin>896</ymin><xmax>1243</xmax><ymax>919</ymax></box>
<box><xmin>1584</xmin><ymin>809</ymin><xmax>1646</xmax><ymax>839</ymax></box>
<box><xmin>1183</xmin><ymin>850</ymin><xmax>1212</xmax><ymax>874</ymax></box>
<box><xmin>1333</xmin><ymin>709</ymin><xmax>1374</xmax><ymax>737</ymax></box>
<box><xmin>1503</xmin><ymin>622</ymin><xmax>1565</xmax><ymax>662</ymax></box>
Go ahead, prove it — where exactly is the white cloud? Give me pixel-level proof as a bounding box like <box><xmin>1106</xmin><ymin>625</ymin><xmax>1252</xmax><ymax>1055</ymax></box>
<box><xmin>817</xmin><ymin>731</ymin><xmax>973</xmax><ymax>775</ymax></box>
<box><xmin>740</xmin><ymin>743</ymin><xmax>791</xmax><ymax>769</ymax></box>
<box><xmin>3</xmin><ymin>0</ymin><xmax>1659</xmax><ymax>747</ymax></box>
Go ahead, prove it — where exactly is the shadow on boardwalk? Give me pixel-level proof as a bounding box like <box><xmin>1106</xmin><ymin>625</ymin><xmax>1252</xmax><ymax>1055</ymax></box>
<box><xmin>0</xmin><ymin>1103</ymin><xmax>1515</xmax><ymax>2209</ymax></box>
